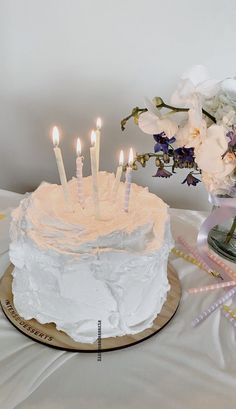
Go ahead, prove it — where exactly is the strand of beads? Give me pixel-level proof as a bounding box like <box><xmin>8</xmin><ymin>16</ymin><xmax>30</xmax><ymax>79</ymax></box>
<box><xmin>223</xmin><ymin>304</ymin><xmax>236</xmax><ymax>319</ymax></box>
<box><xmin>177</xmin><ymin>237</ymin><xmax>222</xmax><ymax>279</ymax></box>
<box><xmin>171</xmin><ymin>247</ymin><xmax>221</xmax><ymax>279</ymax></box>
<box><xmin>188</xmin><ymin>281</ymin><xmax>236</xmax><ymax>294</ymax></box>
<box><xmin>192</xmin><ymin>286</ymin><xmax>236</xmax><ymax>327</ymax></box>
<box><xmin>207</xmin><ymin>251</ymin><xmax>236</xmax><ymax>281</ymax></box>
<box><xmin>222</xmin><ymin>305</ymin><xmax>236</xmax><ymax>329</ymax></box>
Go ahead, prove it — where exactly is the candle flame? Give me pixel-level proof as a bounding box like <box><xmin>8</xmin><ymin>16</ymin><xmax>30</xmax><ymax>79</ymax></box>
<box><xmin>96</xmin><ymin>117</ymin><xmax>102</xmax><ymax>130</ymax></box>
<box><xmin>119</xmin><ymin>150</ymin><xmax>124</xmax><ymax>166</ymax></box>
<box><xmin>52</xmin><ymin>126</ymin><xmax>60</xmax><ymax>146</ymax></box>
<box><xmin>76</xmin><ymin>137</ymin><xmax>81</xmax><ymax>156</ymax></box>
<box><xmin>128</xmin><ymin>148</ymin><xmax>134</xmax><ymax>165</ymax></box>
<box><xmin>91</xmin><ymin>130</ymin><xmax>96</xmax><ymax>146</ymax></box>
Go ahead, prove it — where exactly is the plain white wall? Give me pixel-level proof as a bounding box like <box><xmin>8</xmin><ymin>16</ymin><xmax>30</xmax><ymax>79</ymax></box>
<box><xmin>1</xmin><ymin>0</ymin><xmax>236</xmax><ymax>210</ymax></box>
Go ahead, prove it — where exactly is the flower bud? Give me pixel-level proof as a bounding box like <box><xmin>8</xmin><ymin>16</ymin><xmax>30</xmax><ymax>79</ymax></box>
<box><xmin>152</xmin><ymin>96</ymin><xmax>163</xmax><ymax>106</ymax></box>
<box><xmin>163</xmin><ymin>154</ymin><xmax>170</xmax><ymax>163</ymax></box>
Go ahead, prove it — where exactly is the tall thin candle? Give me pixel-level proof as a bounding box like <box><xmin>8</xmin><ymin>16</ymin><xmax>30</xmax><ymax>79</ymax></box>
<box><xmin>111</xmin><ymin>150</ymin><xmax>124</xmax><ymax>202</ymax></box>
<box><xmin>52</xmin><ymin>126</ymin><xmax>69</xmax><ymax>202</ymax></box>
<box><xmin>95</xmin><ymin>118</ymin><xmax>102</xmax><ymax>172</ymax></box>
<box><xmin>76</xmin><ymin>138</ymin><xmax>84</xmax><ymax>206</ymax></box>
<box><xmin>124</xmin><ymin>148</ymin><xmax>134</xmax><ymax>212</ymax></box>
<box><xmin>90</xmin><ymin>130</ymin><xmax>100</xmax><ymax>219</ymax></box>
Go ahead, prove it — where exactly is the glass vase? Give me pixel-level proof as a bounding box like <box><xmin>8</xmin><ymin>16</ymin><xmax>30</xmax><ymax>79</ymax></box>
<box><xmin>208</xmin><ymin>209</ymin><xmax>236</xmax><ymax>263</ymax></box>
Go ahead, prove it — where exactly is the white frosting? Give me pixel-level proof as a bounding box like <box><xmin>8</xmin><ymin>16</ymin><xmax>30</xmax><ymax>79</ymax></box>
<box><xmin>9</xmin><ymin>172</ymin><xmax>173</xmax><ymax>343</ymax></box>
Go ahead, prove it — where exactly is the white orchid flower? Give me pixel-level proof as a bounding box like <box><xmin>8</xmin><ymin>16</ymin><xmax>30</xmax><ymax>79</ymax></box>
<box><xmin>197</xmin><ymin>124</ymin><xmax>236</xmax><ymax>194</ymax></box>
<box><xmin>171</xmin><ymin>65</ymin><xmax>220</xmax><ymax>107</ymax></box>
<box><xmin>138</xmin><ymin>98</ymin><xmax>178</xmax><ymax>137</ymax></box>
<box><xmin>201</xmin><ymin>170</ymin><xmax>235</xmax><ymax>195</ymax></box>
<box><xmin>196</xmin><ymin>124</ymin><xmax>236</xmax><ymax>176</ymax></box>
<box><xmin>221</xmin><ymin>78</ymin><xmax>236</xmax><ymax>102</ymax></box>
<box><xmin>175</xmin><ymin>94</ymin><xmax>207</xmax><ymax>150</ymax></box>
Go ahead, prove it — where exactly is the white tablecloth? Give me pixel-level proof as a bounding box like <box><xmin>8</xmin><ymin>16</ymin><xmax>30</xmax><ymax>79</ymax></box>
<box><xmin>0</xmin><ymin>190</ymin><xmax>236</xmax><ymax>409</ymax></box>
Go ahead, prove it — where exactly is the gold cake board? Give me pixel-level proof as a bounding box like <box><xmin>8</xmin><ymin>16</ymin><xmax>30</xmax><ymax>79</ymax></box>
<box><xmin>0</xmin><ymin>264</ymin><xmax>181</xmax><ymax>353</ymax></box>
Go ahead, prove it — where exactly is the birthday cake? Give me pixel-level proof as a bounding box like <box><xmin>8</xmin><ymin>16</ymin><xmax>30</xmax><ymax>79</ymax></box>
<box><xmin>9</xmin><ymin>172</ymin><xmax>173</xmax><ymax>343</ymax></box>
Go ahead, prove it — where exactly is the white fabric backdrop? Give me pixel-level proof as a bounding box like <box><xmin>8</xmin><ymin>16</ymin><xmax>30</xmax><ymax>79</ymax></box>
<box><xmin>0</xmin><ymin>191</ymin><xmax>236</xmax><ymax>409</ymax></box>
<box><xmin>2</xmin><ymin>0</ymin><xmax>236</xmax><ymax>210</ymax></box>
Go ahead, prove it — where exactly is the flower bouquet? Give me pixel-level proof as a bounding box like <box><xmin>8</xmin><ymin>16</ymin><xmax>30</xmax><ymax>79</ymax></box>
<box><xmin>121</xmin><ymin>65</ymin><xmax>236</xmax><ymax>262</ymax></box>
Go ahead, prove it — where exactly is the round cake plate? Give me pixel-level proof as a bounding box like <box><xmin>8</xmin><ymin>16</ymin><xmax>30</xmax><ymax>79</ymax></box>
<box><xmin>0</xmin><ymin>263</ymin><xmax>181</xmax><ymax>353</ymax></box>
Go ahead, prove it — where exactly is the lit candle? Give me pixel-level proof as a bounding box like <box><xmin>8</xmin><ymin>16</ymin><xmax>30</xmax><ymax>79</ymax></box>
<box><xmin>90</xmin><ymin>130</ymin><xmax>100</xmax><ymax>219</ymax></box>
<box><xmin>76</xmin><ymin>137</ymin><xmax>84</xmax><ymax>206</ymax></box>
<box><xmin>124</xmin><ymin>148</ymin><xmax>134</xmax><ymax>212</ymax></box>
<box><xmin>95</xmin><ymin>117</ymin><xmax>102</xmax><ymax>172</ymax></box>
<box><xmin>111</xmin><ymin>150</ymin><xmax>124</xmax><ymax>202</ymax></box>
<box><xmin>52</xmin><ymin>126</ymin><xmax>69</xmax><ymax>202</ymax></box>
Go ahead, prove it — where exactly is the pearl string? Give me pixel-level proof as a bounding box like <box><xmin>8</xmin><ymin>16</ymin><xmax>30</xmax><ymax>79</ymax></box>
<box><xmin>177</xmin><ymin>237</ymin><xmax>222</xmax><ymax>279</ymax></box>
<box><xmin>207</xmin><ymin>251</ymin><xmax>236</xmax><ymax>281</ymax></box>
<box><xmin>222</xmin><ymin>304</ymin><xmax>236</xmax><ymax>319</ymax></box>
<box><xmin>222</xmin><ymin>305</ymin><xmax>236</xmax><ymax>329</ymax></box>
<box><xmin>192</xmin><ymin>286</ymin><xmax>236</xmax><ymax>327</ymax></box>
<box><xmin>188</xmin><ymin>281</ymin><xmax>236</xmax><ymax>294</ymax></box>
<box><xmin>171</xmin><ymin>247</ymin><xmax>221</xmax><ymax>279</ymax></box>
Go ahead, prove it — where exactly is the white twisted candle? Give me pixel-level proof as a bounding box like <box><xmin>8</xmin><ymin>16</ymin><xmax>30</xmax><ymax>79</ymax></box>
<box><xmin>124</xmin><ymin>167</ymin><xmax>132</xmax><ymax>212</ymax></box>
<box><xmin>90</xmin><ymin>131</ymin><xmax>100</xmax><ymax>219</ymax></box>
<box><xmin>76</xmin><ymin>138</ymin><xmax>84</xmax><ymax>206</ymax></box>
<box><xmin>95</xmin><ymin>118</ymin><xmax>101</xmax><ymax>172</ymax></box>
<box><xmin>52</xmin><ymin>126</ymin><xmax>69</xmax><ymax>203</ymax></box>
<box><xmin>111</xmin><ymin>150</ymin><xmax>124</xmax><ymax>202</ymax></box>
<box><xmin>124</xmin><ymin>148</ymin><xmax>133</xmax><ymax>212</ymax></box>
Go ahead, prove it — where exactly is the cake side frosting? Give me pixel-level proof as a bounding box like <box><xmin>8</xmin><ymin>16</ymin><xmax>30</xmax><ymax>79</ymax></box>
<box><xmin>10</xmin><ymin>172</ymin><xmax>173</xmax><ymax>343</ymax></box>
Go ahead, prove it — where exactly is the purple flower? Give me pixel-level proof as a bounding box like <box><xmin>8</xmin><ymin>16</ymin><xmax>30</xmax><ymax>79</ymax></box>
<box><xmin>153</xmin><ymin>132</ymin><xmax>176</xmax><ymax>154</ymax></box>
<box><xmin>174</xmin><ymin>147</ymin><xmax>195</xmax><ymax>163</ymax></box>
<box><xmin>153</xmin><ymin>167</ymin><xmax>172</xmax><ymax>178</ymax></box>
<box><xmin>226</xmin><ymin>126</ymin><xmax>236</xmax><ymax>148</ymax></box>
<box><xmin>182</xmin><ymin>173</ymin><xmax>201</xmax><ymax>186</ymax></box>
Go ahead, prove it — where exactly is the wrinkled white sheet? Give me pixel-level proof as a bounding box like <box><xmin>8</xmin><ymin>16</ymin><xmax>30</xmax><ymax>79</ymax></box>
<box><xmin>0</xmin><ymin>191</ymin><xmax>236</xmax><ymax>409</ymax></box>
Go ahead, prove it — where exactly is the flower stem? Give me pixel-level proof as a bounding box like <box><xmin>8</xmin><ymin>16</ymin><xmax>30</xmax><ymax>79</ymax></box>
<box><xmin>224</xmin><ymin>216</ymin><xmax>236</xmax><ymax>244</ymax></box>
<box><xmin>162</xmin><ymin>102</ymin><xmax>216</xmax><ymax>123</ymax></box>
<box><xmin>121</xmin><ymin>99</ymin><xmax>216</xmax><ymax>131</ymax></box>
